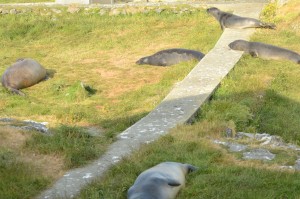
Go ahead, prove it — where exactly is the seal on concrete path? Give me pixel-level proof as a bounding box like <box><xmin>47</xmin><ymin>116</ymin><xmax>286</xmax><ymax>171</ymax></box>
<box><xmin>1</xmin><ymin>58</ymin><xmax>48</xmax><ymax>96</ymax></box>
<box><xmin>136</xmin><ymin>48</ymin><xmax>205</xmax><ymax>66</ymax></box>
<box><xmin>229</xmin><ymin>40</ymin><xmax>300</xmax><ymax>64</ymax></box>
<box><xmin>127</xmin><ymin>162</ymin><xmax>198</xmax><ymax>199</ymax></box>
<box><xmin>207</xmin><ymin>7</ymin><xmax>276</xmax><ymax>30</ymax></box>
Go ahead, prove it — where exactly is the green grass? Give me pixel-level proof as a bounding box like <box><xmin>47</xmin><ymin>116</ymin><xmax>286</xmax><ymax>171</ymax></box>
<box><xmin>25</xmin><ymin>125</ymin><xmax>107</xmax><ymax>168</ymax></box>
<box><xmin>77</xmin><ymin>132</ymin><xmax>300</xmax><ymax>199</ymax></box>
<box><xmin>0</xmin><ymin>149</ymin><xmax>50</xmax><ymax>199</ymax></box>
<box><xmin>0</xmin><ymin>6</ymin><xmax>221</xmax><ymax>199</ymax></box>
<box><xmin>76</xmin><ymin>1</ymin><xmax>300</xmax><ymax>198</ymax></box>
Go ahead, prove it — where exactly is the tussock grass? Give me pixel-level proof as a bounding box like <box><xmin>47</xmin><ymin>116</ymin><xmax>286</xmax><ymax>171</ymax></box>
<box><xmin>77</xmin><ymin>1</ymin><xmax>300</xmax><ymax>198</ymax></box>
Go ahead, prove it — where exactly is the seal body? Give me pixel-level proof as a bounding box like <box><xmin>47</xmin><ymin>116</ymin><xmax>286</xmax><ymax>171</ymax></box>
<box><xmin>1</xmin><ymin>58</ymin><xmax>47</xmax><ymax>95</ymax></box>
<box><xmin>127</xmin><ymin>162</ymin><xmax>198</xmax><ymax>199</ymax></box>
<box><xmin>229</xmin><ymin>40</ymin><xmax>300</xmax><ymax>64</ymax></box>
<box><xmin>207</xmin><ymin>7</ymin><xmax>276</xmax><ymax>30</ymax></box>
<box><xmin>136</xmin><ymin>48</ymin><xmax>205</xmax><ymax>66</ymax></box>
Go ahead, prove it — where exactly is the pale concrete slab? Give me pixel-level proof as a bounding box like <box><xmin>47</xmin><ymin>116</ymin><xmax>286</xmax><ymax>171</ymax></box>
<box><xmin>37</xmin><ymin>3</ymin><xmax>266</xmax><ymax>199</ymax></box>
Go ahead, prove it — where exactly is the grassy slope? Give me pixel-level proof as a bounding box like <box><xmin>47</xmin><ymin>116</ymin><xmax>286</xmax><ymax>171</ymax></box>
<box><xmin>77</xmin><ymin>1</ymin><xmax>300</xmax><ymax>198</ymax></box>
<box><xmin>0</xmin><ymin>7</ymin><xmax>221</xmax><ymax>199</ymax></box>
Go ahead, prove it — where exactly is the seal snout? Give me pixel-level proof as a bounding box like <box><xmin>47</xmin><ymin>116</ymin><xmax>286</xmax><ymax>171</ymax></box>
<box><xmin>206</xmin><ymin>7</ymin><xmax>219</xmax><ymax>14</ymax></box>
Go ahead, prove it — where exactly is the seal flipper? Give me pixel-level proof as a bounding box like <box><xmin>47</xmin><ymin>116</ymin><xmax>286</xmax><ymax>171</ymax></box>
<box><xmin>249</xmin><ymin>51</ymin><xmax>258</xmax><ymax>58</ymax></box>
<box><xmin>186</xmin><ymin>164</ymin><xmax>198</xmax><ymax>173</ymax></box>
<box><xmin>260</xmin><ymin>22</ymin><xmax>276</xmax><ymax>29</ymax></box>
<box><xmin>167</xmin><ymin>179</ymin><xmax>181</xmax><ymax>187</ymax></box>
<box><xmin>8</xmin><ymin>87</ymin><xmax>26</xmax><ymax>96</ymax></box>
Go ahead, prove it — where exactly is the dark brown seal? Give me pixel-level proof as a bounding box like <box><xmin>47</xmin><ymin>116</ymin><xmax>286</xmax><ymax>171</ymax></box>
<box><xmin>136</xmin><ymin>48</ymin><xmax>205</xmax><ymax>66</ymax></box>
<box><xmin>1</xmin><ymin>58</ymin><xmax>47</xmax><ymax>96</ymax></box>
<box><xmin>207</xmin><ymin>7</ymin><xmax>276</xmax><ymax>30</ymax></box>
<box><xmin>229</xmin><ymin>40</ymin><xmax>300</xmax><ymax>64</ymax></box>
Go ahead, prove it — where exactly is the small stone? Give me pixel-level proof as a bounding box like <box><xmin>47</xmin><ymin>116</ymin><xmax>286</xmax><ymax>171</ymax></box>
<box><xmin>99</xmin><ymin>9</ymin><xmax>107</xmax><ymax>16</ymax></box>
<box><xmin>225</xmin><ymin>128</ymin><xmax>233</xmax><ymax>138</ymax></box>
<box><xmin>9</xmin><ymin>9</ymin><xmax>18</xmax><ymax>15</ymax></box>
<box><xmin>109</xmin><ymin>9</ymin><xmax>121</xmax><ymax>16</ymax></box>
<box><xmin>295</xmin><ymin>159</ymin><xmax>300</xmax><ymax>171</ymax></box>
<box><xmin>228</xmin><ymin>142</ymin><xmax>247</xmax><ymax>152</ymax></box>
<box><xmin>1</xmin><ymin>9</ymin><xmax>9</xmax><ymax>14</ymax></box>
<box><xmin>67</xmin><ymin>6</ymin><xmax>80</xmax><ymax>14</ymax></box>
<box><xmin>51</xmin><ymin>8</ymin><xmax>62</xmax><ymax>14</ymax></box>
<box><xmin>235</xmin><ymin>132</ymin><xmax>255</xmax><ymax>139</ymax></box>
<box><xmin>155</xmin><ymin>8</ymin><xmax>164</xmax><ymax>14</ymax></box>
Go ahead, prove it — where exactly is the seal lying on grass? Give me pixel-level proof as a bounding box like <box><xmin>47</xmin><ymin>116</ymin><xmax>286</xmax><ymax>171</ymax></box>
<box><xmin>1</xmin><ymin>58</ymin><xmax>48</xmax><ymax>96</ymax></box>
<box><xmin>207</xmin><ymin>7</ymin><xmax>276</xmax><ymax>30</ymax></box>
<box><xmin>128</xmin><ymin>162</ymin><xmax>198</xmax><ymax>199</ymax></box>
<box><xmin>229</xmin><ymin>40</ymin><xmax>300</xmax><ymax>64</ymax></box>
<box><xmin>136</xmin><ymin>48</ymin><xmax>205</xmax><ymax>66</ymax></box>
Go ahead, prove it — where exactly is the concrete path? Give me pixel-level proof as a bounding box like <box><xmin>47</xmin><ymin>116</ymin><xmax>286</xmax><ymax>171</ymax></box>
<box><xmin>37</xmin><ymin>2</ymin><xmax>266</xmax><ymax>199</ymax></box>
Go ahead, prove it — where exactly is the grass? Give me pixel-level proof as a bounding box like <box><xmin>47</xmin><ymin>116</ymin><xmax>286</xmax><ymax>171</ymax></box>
<box><xmin>0</xmin><ymin>6</ymin><xmax>221</xmax><ymax>198</ymax></box>
<box><xmin>0</xmin><ymin>147</ymin><xmax>50</xmax><ymax>199</ymax></box>
<box><xmin>76</xmin><ymin>1</ymin><xmax>300</xmax><ymax>198</ymax></box>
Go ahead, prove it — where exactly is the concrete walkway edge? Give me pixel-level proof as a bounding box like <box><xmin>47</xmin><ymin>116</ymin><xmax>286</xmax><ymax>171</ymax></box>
<box><xmin>37</xmin><ymin>3</ymin><xmax>266</xmax><ymax>198</ymax></box>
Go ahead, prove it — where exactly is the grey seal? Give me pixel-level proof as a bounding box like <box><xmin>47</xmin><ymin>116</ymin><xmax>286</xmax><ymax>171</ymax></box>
<box><xmin>136</xmin><ymin>48</ymin><xmax>205</xmax><ymax>66</ymax></box>
<box><xmin>127</xmin><ymin>161</ymin><xmax>198</xmax><ymax>199</ymax></box>
<box><xmin>229</xmin><ymin>40</ymin><xmax>300</xmax><ymax>64</ymax></box>
<box><xmin>1</xmin><ymin>58</ymin><xmax>48</xmax><ymax>96</ymax></box>
<box><xmin>207</xmin><ymin>7</ymin><xmax>276</xmax><ymax>30</ymax></box>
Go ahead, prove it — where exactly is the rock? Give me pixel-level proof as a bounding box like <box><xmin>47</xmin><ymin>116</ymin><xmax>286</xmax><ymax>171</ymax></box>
<box><xmin>228</xmin><ymin>142</ymin><xmax>247</xmax><ymax>152</ymax></box>
<box><xmin>213</xmin><ymin>139</ymin><xmax>247</xmax><ymax>152</ymax></box>
<box><xmin>155</xmin><ymin>8</ymin><xmax>165</xmax><ymax>14</ymax></box>
<box><xmin>235</xmin><ymin>132</ymin><xmax>255</xmax><ymax>139</ymax></box>
<box><xmin>1</xmin><ymin>9</ymin><xmax>9</xmax><ymax>15</ymax></box>
<box><xmin>125</xmin><ymin>7</ymin><xmax>139</xmax><ymax>15</ymax></box>
<box><xmin>295</xmin><ymin>159</ymin><xmax>300</xmax><ymax>171</ymax></box>
<box><xmin>225</xmin><ymin>128</ymin><xmax>233</xmax><ymax>138</ymax></box>
<box><xmin>0</xmin><ymin>118</ymin><xmax>51</xmax><ymax>135</ymax></box>
<box><xmin>255</xmin><ymin>133</ymin><xmax>285</xmax><ymax>147</ymax></box>
<box><xmin>99</xmin><ymin>9</ymin><xmax>107</xmax><ymax>16</ymax></box>
<box><xmin>9</xmin><ymin>9</ymin><xmax>18</xmax><ymax>15</ymax></box>
<box><xmin>51</xmin><ymin>8</ymin><xmax>62</xmax><ymax>14</ymax></box>
<box><xmin>67</xmin><ymin>6</ymin><xmax>80</xmax><ymax>14</ymax></box>
<box><xmin>109</xmin><ymin>9</ymin><xmax>121</xmax><ymax>16</ymax></box>
<box><xmin>243</xmin><ymin>148</ymin><xmax>275</xmax><ymax>161</ymax></box>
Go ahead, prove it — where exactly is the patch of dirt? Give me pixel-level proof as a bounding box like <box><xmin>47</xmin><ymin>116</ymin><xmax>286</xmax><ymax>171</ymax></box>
<box><xmin>0</xmin><ymin>126</ymin><xmax>65</xmax><ymax>180</ymax></box>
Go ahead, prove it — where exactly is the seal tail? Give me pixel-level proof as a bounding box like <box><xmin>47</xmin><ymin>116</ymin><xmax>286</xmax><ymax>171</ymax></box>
<box><xmin>260</xmin><ymin>22</ymin><xmax>276</xmax><ymax>29</ymax></box>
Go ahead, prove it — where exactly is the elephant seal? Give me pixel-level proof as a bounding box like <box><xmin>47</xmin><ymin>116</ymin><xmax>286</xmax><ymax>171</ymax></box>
<box><xmin>1</xmin><ymin>58</ymin><xmax>47</xmax><ymax>96</ymax></box>
<box><xmin>207</xmin><ymin>7</ymin><xmax>276</xmax><ymax>30</ymax></box>
<box><xmin>229</xmin><ymin>40</ymin><xmax>300</xmax><ymax>64</ymax></box>
<box><xmin>127</xmin><ymin>162</ymin><xmax>198</xmax><ymax>199</ymax></box>
<box><xmin>136</xmin><ymin>48</ymin><xmax>205</xmax><ymax>66</ymax></box>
